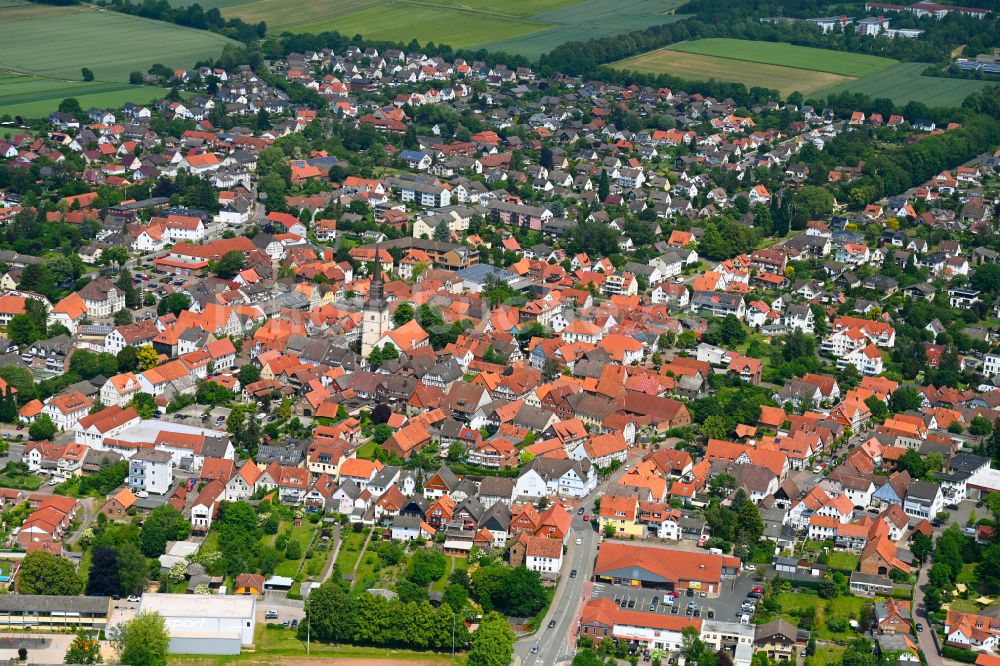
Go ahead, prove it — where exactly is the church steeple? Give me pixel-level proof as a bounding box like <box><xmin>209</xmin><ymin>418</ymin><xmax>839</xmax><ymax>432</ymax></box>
<box><xmin>366</xmin><ymin>243</ymin><xmax>386</xmax><ymax>310</ymax></box>
<box><xmin>361</xmin><ymin>243</ymin><xmax>391</xmax><ymax>359</ymax></box>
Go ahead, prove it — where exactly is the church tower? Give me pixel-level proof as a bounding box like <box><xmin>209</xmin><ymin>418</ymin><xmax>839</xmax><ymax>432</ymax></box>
<box><xmin>361</xmin><ymin>245</ymin><xmax>390</xmax><ymax>358</ymax></box>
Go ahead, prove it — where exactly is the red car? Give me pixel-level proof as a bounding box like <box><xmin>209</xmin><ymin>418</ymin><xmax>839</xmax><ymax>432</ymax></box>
<box><xmin>15</xmin><ymin>425</ymin><xmax>23</xmax><ymax>431</ymax></box>
<box><xmin>583</xmin><ymin>514</ymin><xmax>589</xmax><ymax>521</ymax></box>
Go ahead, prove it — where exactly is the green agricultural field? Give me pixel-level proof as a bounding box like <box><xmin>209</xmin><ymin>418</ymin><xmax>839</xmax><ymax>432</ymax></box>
<box><xmin>815</xmin><ymin>62</ymin><xmax>993</xmax><ymax>106</ymax></box>
<box><xmin>0</xmin><ymin>3</ymin><xmax>235</xmax><ymax>118</ymax></box>
<box><xmin>614</xmin><ymin>49</ymin><xmax>854</xmax><ymax>97</ymax></box>
<box><xmin>481</xmin><ymin>0</ymin><xmax>689</xmax><ymax>58</ymax></box>
<box><xmin>668</xmin><ymin>38</ymin><xmax>897</xmax><ymax>77</ymax></box>
<box><xmin>290</xmin><ymin>3</ymin><xmax>548</xmax><ymax>49</ymax></box>
<box><xmin>163</xmin><ymin>0</ymin><xmax>686</xmax><ymax>58</ymax></box>
<box><xmin>0</xmin><ymin>8</ymin><xmax>236</xmax><ymax>81</ymax></box>
<box><xmin>0</xmin><ymin>78</ymin><xmax>171</xmax><ymax>120</ymax></box>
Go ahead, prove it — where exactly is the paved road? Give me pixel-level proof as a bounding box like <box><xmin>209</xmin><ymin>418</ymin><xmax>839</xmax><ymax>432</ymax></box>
<box><xmin>518</xmin><ymin>512</ymin><xmax>596</xmax><ymax>666</ymax></box>
<box><xmin>913</xmin><ymin>563</ymin><xmax>942</xmax><ymax>666</ymax></box>
<box><xmin>67</xmin><ymin>497</ymin><xmax>97</xmax><ymax>546</ymax></box>
<box><xmin>514</xmin><ymin>464</ymin><xmax>633</xmax><ymax>666</ymax></box>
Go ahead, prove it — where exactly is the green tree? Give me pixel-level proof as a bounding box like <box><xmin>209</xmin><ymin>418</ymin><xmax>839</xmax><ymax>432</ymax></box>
<box><xmin>897</xmin><ymin>449</ymin><xmax>928</xmax><ymax>479</ymax></box>
<box><xmin>496</xmin><ymin>566</ymin><xmax>547</xmax><ymax>617</ymax></box>
<box><xmin>129</xmin><ymin>392</ymin><xmax>157</xmax><ymax>419</ymax></box>
<box><xmin>117</xmin><ymin>541</ymin><xmax>149</xmax><ymax>596</ymax></box>
<box><xmin>372</xmin><ymin>424</ymin><xmax>393</xmax><ymax>444</ymax></box>
<box><xmin>64</xmin><ymin>631</ymin><xmax>103</xmax><ymax>664</ymax></box>
<box><xmin>468</xmin><ymin>612</ymin><xmax>515</xmax><ymax>666</ymax></box>
<box><xmin>433</xmin><ymin>220</ymin><xmax>451</xmax><ymax>242</ymax></box>
<box><xmin>701</xmin><ymin>415</ymin><xmax>730</xmax><ymax>441</ymax></box>
<box><xmin>113</xmin><ymin>611</ymin><xmax>170</xmax><ymax>666</ymax></box>
<box><xmin>157</xmin><ymin>292</ymin><xmax>191</xmax><ymax>316</ymax></box>
<box><xmin>732</xmin><ymin>489</ymin><xmax>763</xmax><ymax>546</ymax></box>
<box><xmin>597</xmin><ymin>169</ymin><xmax>610</xmax><ymax>201</ymax></box>
<box><xmin>968</xmin><ymin>415</ymin><xmax>992</xmax><ymax>436</ymax></box>
<box><xmin>911</xmin><ymin>531</ymin><xmax>933</xmax><ymax>563</ymax></box>
<box><xmin>407</xmin><ymin>550</ymin><xmax>447</xmax><ymax>586</ymax></box>
<box><xmin>976</xmin><ymin>543</ymin><xmax>1000</xmax><ymax>593</ymax></box>
<box><xmin>29</xmin><ymin>414</ymin><xmax>57</xmax><ymax>441</ymax></box>
<box><xmin>864</xmin><ymin>395</ymin><xmax>888</xmax><ymax>421</ymax></box>
<box><xmin>117</xmin><ymin>346</ymin><xmax>139</xmax><ymax>373</ymax></box>
<box><xmin>302</xmin><ymin>579</ymin><xmax>355</xmax><ymax>643</ymax></box>
<box><xmin>393</xmin><ymin>303</ymin><xmax>415</xmax><ymax>327</ymax></box>
<box><xmin>216</xmin><ymin>251</ymin><xmax>244</xmax><ymax>279</ymax></box>
<box><xmin>888</xmin><ymin>387</ymin><xmax>922</xmax><ymax>413</ymax></box>
<box><xmin>117</xmin><ymin>269</ymin><xmax>141</xmax><ymax>309</ymax></box>
<box><xmin>17</xmin><ymin>551</ymin><xmax>82</xmax><ymax>595</ymax></box>
<box><xmin>114</xmin><ymin>309</ymin><xmax>134</xmax><ymax>326</ymax></box>
<box><xmin>572</xmin><ymin>649</ymin><xmax>604</xmax><ymax>666</ymax></box>
<box><xmin>86</xmin><ymin>547</ymin><xmax>121</xmax><ymax>597</ymax></box>
<box><xmin>8</xmin><ymin>313</ymin><xmax>40</xmax><ymax>345</ymax></box>
<box><xmin>81</xmin><ymin>67</ymin><xmax>94</xmax><ymax>81</ymax></box>
<box><xmin>237</xmin><ymin>364</ymin><xmax>261</xmax><ymax>386</ymax></box>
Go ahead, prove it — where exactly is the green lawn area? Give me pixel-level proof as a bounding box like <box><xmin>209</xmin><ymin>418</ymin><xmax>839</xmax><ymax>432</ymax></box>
<box><xmin>826</xmin><ymin>551</ymin><xmax>860</xmax><ymax>572</ymax></box>
<box><xmin>0</xmin><ymin>471</ymin><xmax>42</xmax><ymax>490</ymax></box>
<box><xmin>273</xmin><ymin>522</ymin><xmax>317</xmax><ymax>578</ymax></box>
<box><xmin>334</xmin><ymin>528</ymin><xmax>370</xmax><ymax>581</ymax></box>
<box><xmin>431</xmin><ymin>556</ymin><xmax>460</xmax><ymax>593</ymax></box>
<box><xmin>957</xmin><ymin>563</ymin><xmax>979</xmax><ymax>586</ymax></box>
<box><xmin>167</xmin><ymin>625</ymin><xmax>465</xmax><ymax>665</ymax></box>
<box><xmin>771</xmin><ymin>592</ymin><xmax>867</xmax><ymax>641</ymax></box>
<box><xmin>77</xmin><ymin>548</ymin><xmax>93</xmax><ymax>583</ymax></box>
<box><xmin>357</xmin><ymin>441</ymin><xmax>379</xmax><ymax>460</ymax></box>
<box><xmin>813</xmin><ymin>645</ymin><xmax>846</xmax><ymax>666</ymax></box>
<box><xmin>948</xmin><ymin>598</ymin><xmax>987</xmax><ymax>613</ymax></box>
<box><xmin>668</xmin><ymin>38</ymin><xmax>896</xmax><ymax>77</ymax></box>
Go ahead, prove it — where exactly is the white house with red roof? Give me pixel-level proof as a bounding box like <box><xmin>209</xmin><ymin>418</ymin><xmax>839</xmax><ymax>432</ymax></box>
<box><xmin>100</xmin><ymin>372</ymin><xmax>142</xmax><ymax>407</ymax></box>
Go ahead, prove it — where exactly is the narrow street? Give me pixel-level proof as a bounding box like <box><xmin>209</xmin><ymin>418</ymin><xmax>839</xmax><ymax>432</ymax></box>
<box><xmin>913</xmin><ymin>564</ymin><xmax>943</xmax><ymax>666</ymax></box>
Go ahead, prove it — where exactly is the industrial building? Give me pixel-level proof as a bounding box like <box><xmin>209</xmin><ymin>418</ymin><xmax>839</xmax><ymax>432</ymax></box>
<box><xmin>136</xmin><ymin>593</ymin><xmax>256</xmax><ymax>655</ymax></box>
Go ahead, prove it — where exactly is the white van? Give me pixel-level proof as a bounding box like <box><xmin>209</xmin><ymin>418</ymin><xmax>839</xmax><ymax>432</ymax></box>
<box><xmin>708</xmin><ymin>547</ymin><xmax>723</xmax><ymax>555</ymax></box>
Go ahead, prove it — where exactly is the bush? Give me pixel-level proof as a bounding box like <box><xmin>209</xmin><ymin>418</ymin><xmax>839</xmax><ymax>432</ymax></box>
<box><xmin>826</xmin><ymin>617</ymin><xmax>849</xmax><ymax>633</ymax></box>
<box><xmin>941</xmin><ymin>647</ymin><xmax>977</xmax><ymax>663</ymax></box>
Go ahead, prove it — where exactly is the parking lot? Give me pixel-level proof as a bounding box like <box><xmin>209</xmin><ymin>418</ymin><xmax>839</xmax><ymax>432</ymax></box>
<box><xmin>591</xmin><ymin>567</ymin><xmax>764</xmax><ymax>626</ymax></box>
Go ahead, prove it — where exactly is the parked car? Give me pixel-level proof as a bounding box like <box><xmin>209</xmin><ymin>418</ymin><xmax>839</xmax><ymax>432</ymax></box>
<box><xmin>744</xmin><ymin>564</ymin><xmax>756</xmax><ymax>571</ymax></box>
<box><xmin>916</xmin><ymin>623</ymin><xmax>923</xmax><ymax>632</ymax></box>
<box><xmin>265</xmin><ymin>610</ymin><xmax>279</xmax><ymax>620</ymax></box>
